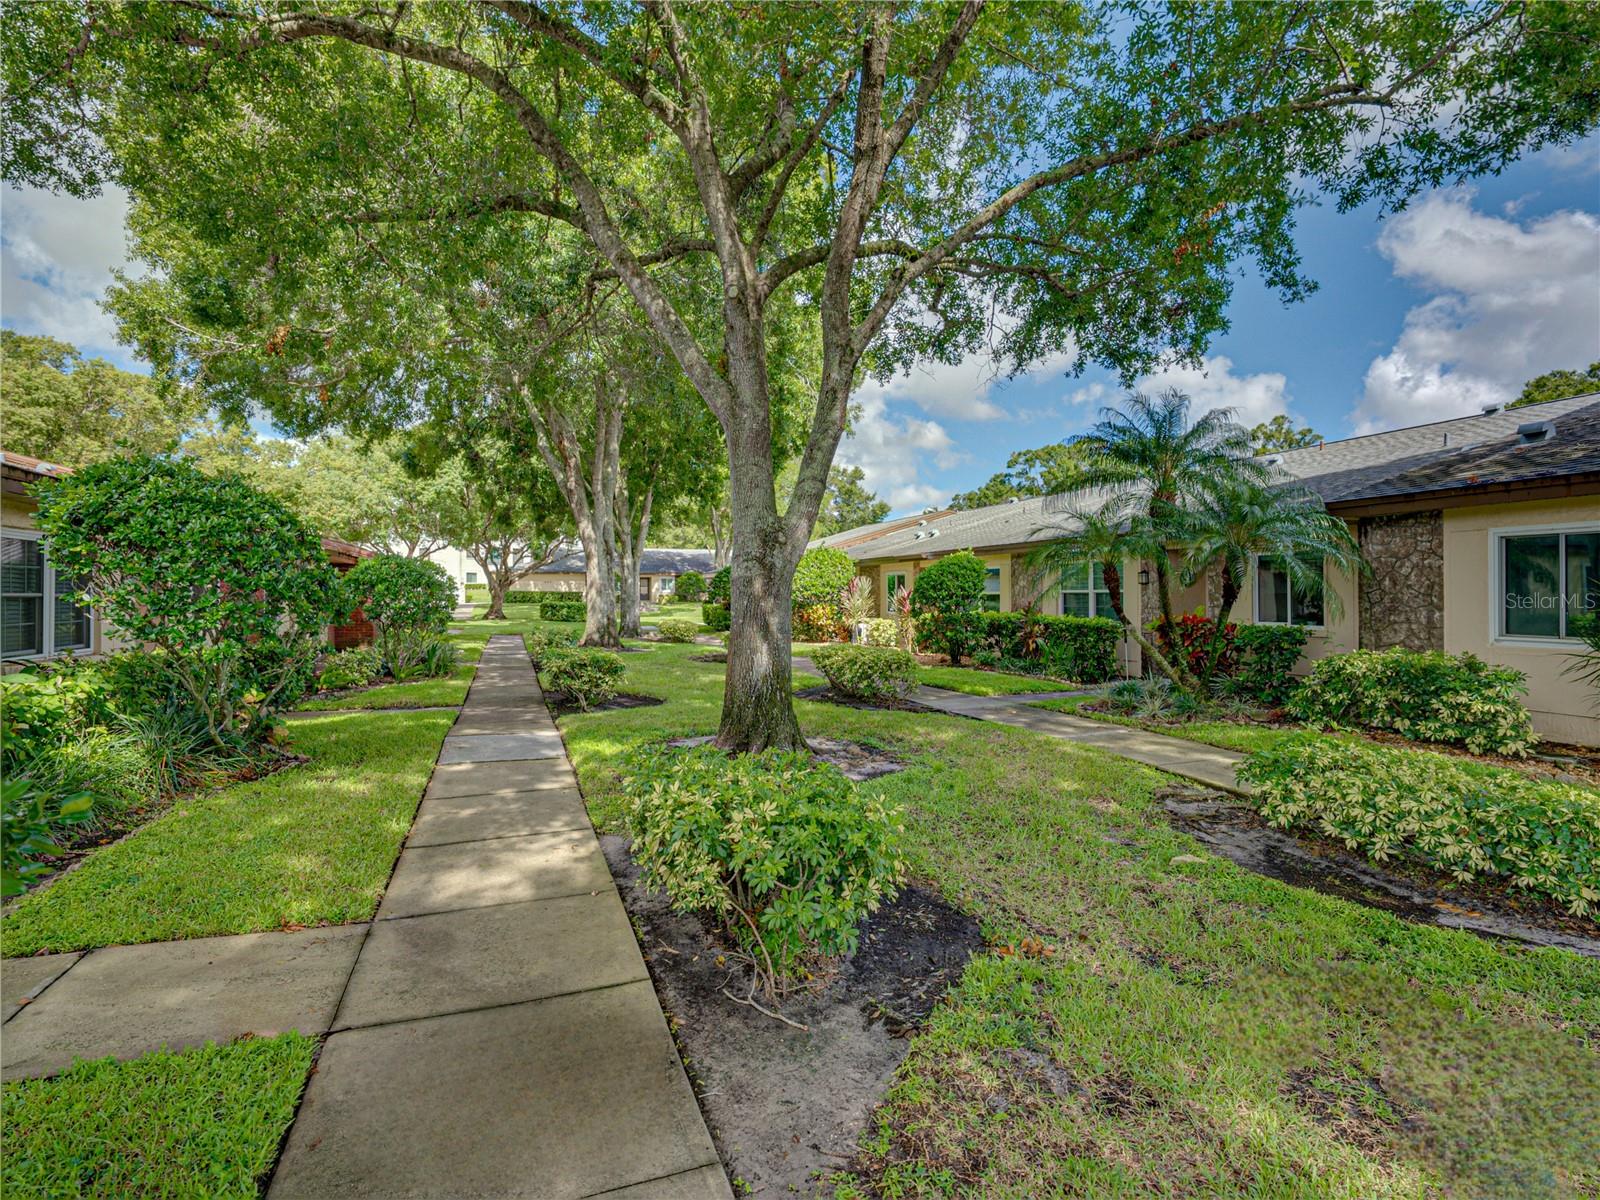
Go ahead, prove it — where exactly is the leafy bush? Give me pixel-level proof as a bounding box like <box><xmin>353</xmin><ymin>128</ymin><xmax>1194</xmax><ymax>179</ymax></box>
<box><xmin>810</xmin><ymin>644</ymin><xmax>918</xmax><ymax>700</ymax></box>
<box><xmin>705</xmin><ymin>567</ymin><xmax>732</xmax><ymax>605</ymax></box>
<box><xmin>701</xmin><ymin>602</ymin><xmax>731</xmax><ymax>632</ymax></box>
<box><xmin>1238</xmin><ymin>734</ymin><xmax>1600</xmax><ymax>915</ymax></box>
<box><xmin>976</xmin><ymin>611</ymin><xmax>1121</xmax><ymax>682</ymax></box>
<box><xmin>1290</xmin><ymin>649</ymin><xmax>1537</xmax><ymax>756</ymax></box>
<box><xmin>910</xmin><ymin>552</ymin><xmax>987</xmax><ymax>661</ymax></box>
<box><xmin>99</xmin><ymin>650</ymin><xmax>195</xmax><ymax>722</ymax></box>
<box><xmin>34</xmin><ymin>456</ymin><xmax>339</xmax><ymax>746</ymax></box>
<box><xmin>861</xmin><ymin>618</ymin><xmax>903</xmax><ymax>647</ymax></box>
<box><xmin>539</xmin><ymin>596</ymin><xmax>586</xmax><ymax>622</ymax></box>
<box><xmin>838</xmin><ymin>575</ymin><xmax>874</xmax><ymax>628</ymax></box>
<box><xmin>344</xmin><ymin>555</ymin><xmax>455</xmax><ymax>680</ymax></box>
<box><xmin>417</xmin><ymin>637</ymin><xmax>460</xmax><ymax>678</ymax></box>
<box><xmin>794</xmin><ymin>603</ymin><xmax>844</xmax><ymax>642</ymax></box>
<box><xmin>1</xmin><ymin>667</ymin><xmax>117</xmax><ymax>756</ymax></box>
<box><xmin>317</xmin><ymin>647</ymin><xmax>382</xmax><ymax>691</ymax></box>
<box><xmin>1230</xmin><ymin>625</ymin><xmax>1310</xmax><ymax>704</ymax></box>
<box><xmin>524</xmin><ymin>627</ymin><xmax>576</xmax><ymax>665</ymax></box>
<box><xmin>2</xmin><ymin>776</ymin><xmax>93</xmax><ymax>897</ymax></box>
<box><xmin>657</xmin><ymin>618</ymin><xmax>698</xmax><ymax>643</ymax></box>
<box><xmin>503</xmin><ymin>591</ymin><xmax>544</xmax><ymax>605</ymax></box>
<box><xmin>625</xmin><ymin>746</ymin><xmax>906</xmax><ymax>993</ymax></box>
<box><xmin>1150</xmin><ymin>612</ymin><xmax>1240</xmax><ymax>678</ymax></box>
<box><xmin>792</xmin><ymin>548</ymin><xmax>855</xmax><ymax>611</ymax></box>
<box><xmin>675</xmin><ymin>570</ymin><xmax>707</xmax><ymax>602</ymax></box>
<box><xmin>540</xmin><ymin>648</ymin><xmax>625</xmax><ymax>710</ymax></box>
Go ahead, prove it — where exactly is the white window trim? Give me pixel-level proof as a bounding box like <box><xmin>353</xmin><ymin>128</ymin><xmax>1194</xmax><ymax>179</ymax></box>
<box><xmin>1059</xmin><ymin>561</ymin><xmax>1113</xmax><ymax>619</ymax></box>
<box><xmin>1489</xmin><ymin>521</ymin><xmax>1600</xmax><ymax>646</ymax></box>
<box><xmin>2</xmin><ymin>527</ymin><xmax>94</xmax><ymax>661</ymax></box>
<box><xmin>1249</xmin><ymin>553</ymin><xmax>1327</xmax><ymax>631</ymax></box>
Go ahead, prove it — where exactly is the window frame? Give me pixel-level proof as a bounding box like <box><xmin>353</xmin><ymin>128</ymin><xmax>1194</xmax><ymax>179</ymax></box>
<box><xmin>1058</xmin><ymin>561</ymin><xmax>1115</xmax><ymax>619</ymax></box>
<box><xmin>981</xmin><ymin>565</ymin><xmax>1002</xmax><ymax>613</ymax></box>
<box><xmin>1250</xmin><ymin>553</ymin><xmax>1327</xmax><ymax>630</ymax></box>
<box><xmin>1491</xmin><ymin>522</ymin><xmax>1600</xmax><ymax>645</ymax></box>
<box><xmin>884</xmin><ymin>571</ymin><xmax>907</xmax><ymax>610</ymax></box>
<box><xmin>2</xmin><ymin>528</ymin><xmax>94</xmax><ymax>661</ymax></box>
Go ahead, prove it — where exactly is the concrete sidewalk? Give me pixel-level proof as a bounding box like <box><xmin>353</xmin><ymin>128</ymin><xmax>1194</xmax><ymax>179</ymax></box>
<box><xmin>910</xmin><ymin>685</ymin><xmax>1248</xmax><ymax>794</ymax></box>
<box><xmin>270</xmin><ymin>635</ymin><xmax>729</xmax><ymax>1200</ymax></box>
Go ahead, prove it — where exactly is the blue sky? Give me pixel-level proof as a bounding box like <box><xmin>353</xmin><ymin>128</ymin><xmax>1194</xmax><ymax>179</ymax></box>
<box><xmin>4</xmin><ymin>134</ymin><xmax>1597</xmax><ymax>514</ymax></box>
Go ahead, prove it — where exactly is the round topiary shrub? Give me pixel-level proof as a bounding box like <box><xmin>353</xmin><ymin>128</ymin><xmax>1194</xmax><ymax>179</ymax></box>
<box><xmin>624</xmin><ymin>745</ymin><xmax>906</xmax><ymax>995</ymax></box>
<box><xmin>705</xmin><ymin>566</ymin><xmax>732</xmax><ymax>605</ymax></box>
<box><xmin>657</xmin><ymin>618</ymin><xmax>698</xmax><ymax>643</ymax></box>
<box><xmin>34</xmin><ymin>455</ymin><xmax>339</xmax><ymax>746</ymax></box>
<box><xmin>791</xmin><ymin>547</ymin><xmax>855</xmax><ymax>610</ymax></box>
<box><xmin>810</xmin><ymin>644</ymin><xmax>918</xmax><ymax>700</ymax></box>
<box><xmin>674</xmin><ymin>570</ymin><xmax>707</xmax><ymax>603</ymax></box>
<box><xmin>343</xmin><ymin>555</ymin><xmax>456</xmax><ymax>680</ymax></box>
<box><xmin>909</xmin><ymin>551</ymin><xmax>987</xmax><ymax>661</ymax></box>
<box><xmin>540</xmin><ymin>647</ymin><xmax>625</xmax><ymax>710</ymax></box>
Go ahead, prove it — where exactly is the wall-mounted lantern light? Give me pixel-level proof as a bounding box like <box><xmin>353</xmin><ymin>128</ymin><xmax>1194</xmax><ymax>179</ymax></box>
<box><xmin>1137</xmin><ymin>568</ymin><xmax>1151</xmax><ymax>586</ymax></box>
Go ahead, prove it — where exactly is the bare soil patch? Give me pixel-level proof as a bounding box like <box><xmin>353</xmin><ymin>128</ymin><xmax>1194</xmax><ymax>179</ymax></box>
<box><xmin>688</xmin><ymin>652</ymin><xmax>726</xmax><ymax>664</ymax></box>
<box><xmin>601</xmin><ymin>833</ymin><xmax>985</xmax><ymax>1197</ymax></box>
<box><xmin>1157</xmin><ymin>785</ymin><xmax>1600</xmax><ymax>955</ymax></box>
<box><xmin>548</xmin><ymin>692</ymin><xmax>665</xmax><ymax>720</ymax></box>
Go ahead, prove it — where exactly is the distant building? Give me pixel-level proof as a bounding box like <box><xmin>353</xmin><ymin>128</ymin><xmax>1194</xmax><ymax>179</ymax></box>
<box><xmin>511</xmin><ymin>547</ymin><xmax>715</xmax><ymax>604</ymax></box>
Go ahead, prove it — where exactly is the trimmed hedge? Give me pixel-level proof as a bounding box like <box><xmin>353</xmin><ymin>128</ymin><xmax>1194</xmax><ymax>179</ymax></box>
<box><xmin>1289</xmin><ymin>648</ymin><xmax>1537</xmax><ymax>756</ymax></box>
<box><xmin>539</xmin><ymin>596</ymin><xmax>586</xmax><ymax>622</ymax></box>
<box><xmin>504</xmin><ymin>591</ymin><xmax>543</xmax><ymax>605</ymax></box>
<box><xmin>657</xmin><ymin>618</ymin><xmax>698</xmax><ymax>643</ymax></box>
<box><xmin>792</xmin><ymin>547</ymin><xmax>855</xmax><ymax>609</ymax></box>
<box><xmin>701</xmin><ymin>603</ymin><xmax>731</xmax><ymax>632</ymax></box>
<box><xmin>1238</xmin><ymin>734</ymin><xmax>1600</xmax><ymax>915</ymax></box>
<box><xmin>540</xmin><ymin>648</ymin><xmax>625</xmax><ymax>709</ymax></box>
<box><xmin>810</xmin><ymin>644</ymin><xmax>918</xmax><ymax>700</ymax></box>
<box><xmin>977</xmin><ymin>611</ymin><xmax>1121</xmax><ymax>683</ymax></box>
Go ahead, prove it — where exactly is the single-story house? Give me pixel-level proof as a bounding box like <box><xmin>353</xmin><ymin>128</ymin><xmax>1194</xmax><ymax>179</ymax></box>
<box><xmin>814</xmin><ymin>394</ymin><xmax>1600</xmax><ymax>743</ymax></box>
<box><xmin>510</xmin><ymin>547</ymin><xmax>716</xmax><ymax>603</ymax></box>
<box><xmin>2</xmin><ymin>450</ymin><xmax>374</xmax><ymax>661</ymax></box>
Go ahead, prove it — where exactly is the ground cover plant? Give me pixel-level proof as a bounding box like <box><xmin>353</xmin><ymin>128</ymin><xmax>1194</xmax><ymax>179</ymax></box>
<box><xmin>1</xmin><ymin>708</ymin><xmax>453</xmax><ymax>954</ymax></box>
<box><xmin>540</xmin><ymin>648</ymin><xmax>626</xmax><ymax>711</ymax></box>
<box><xmin>1</xmin><ymin>1033</ymin><xmax>316</xmax><ymax>1199</ymax></box>
<box><xmin>1240</xmin><ymin>734</ymin><xmax>1600</xmax><ymax>915</ymax></box>
<box><xmin>543</xmin><ymin>635</ymin><xmax>1600</xmax><ymax>1197</ymax></box>
<box><xmin>810</xmin><ymin>645</ymin><xmax>918</xmax><ymax>701</ymax></box>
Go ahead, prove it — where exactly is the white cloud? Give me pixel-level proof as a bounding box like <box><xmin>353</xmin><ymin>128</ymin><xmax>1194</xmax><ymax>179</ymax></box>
<box><xmin>836</xmin><ymin>386</ymin><xmax>959</xmax><ymax>513</ymax></box>
<box><xmin>864</xmin><ymin>355</ymin><xmax>1008</xmax><ymax>421</ymax></box>
<box><xmin>1136</xmin><ymin>354</ymin><xmax>1292</xmax><ymax>427</ymax></box>
<box><xmin>1352</xmin><ymin>190</ymin><xmax>1600</xmax><ymax>433</ymax></box>
<box><xmin>1</xmin><ymin>183</ymin><xmax>136</xmax><ymax>356</ymax></box>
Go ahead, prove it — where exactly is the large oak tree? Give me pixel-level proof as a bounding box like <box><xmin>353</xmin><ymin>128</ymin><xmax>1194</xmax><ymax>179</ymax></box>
<box><xmin>8</xmin><ymin>0</ymin><xmax>1597</xmax><ymax>748</ymax></box>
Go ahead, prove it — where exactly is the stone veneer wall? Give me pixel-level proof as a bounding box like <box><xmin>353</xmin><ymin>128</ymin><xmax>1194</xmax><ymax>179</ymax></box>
<box><xmin>1358</xmin><ymin>510</ymin><xmax>1444</xmax><ymax>652</ymax></box>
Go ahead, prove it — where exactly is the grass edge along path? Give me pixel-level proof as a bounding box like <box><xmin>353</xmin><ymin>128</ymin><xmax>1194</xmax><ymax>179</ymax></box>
<box><xmin>914</xmin><ymin>664</ymin><xmax>1084</xmax><ymax>697</ymax></box>
<box><xmin>2</xmin><ymin>1033</ymin><xmax>316</xmax><ymax>1199</ymax></box>
<box><xmin>543</xmin><ymin>637</ymin><xmax>1600</xmax><ymax>1199</ymax></box>
<box><xmin>0</xmin><ymin>708</ymin><xmax>455</xmax><ymax>956</ymax></box>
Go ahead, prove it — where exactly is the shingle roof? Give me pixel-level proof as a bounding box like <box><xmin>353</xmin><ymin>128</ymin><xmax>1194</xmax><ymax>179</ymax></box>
<box><xmin>534</xmin><ymin>547</ymin><xmax>715</xmax><ymax>575</ymax></box>
<box><xmin>817</xmin><ymin>394</ymin><xmax>1600</xmax><ymax>562</ymax></box>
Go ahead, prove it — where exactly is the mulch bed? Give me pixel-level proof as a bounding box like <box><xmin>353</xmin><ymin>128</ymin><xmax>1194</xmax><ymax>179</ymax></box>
<box><xmin>688</xmin><ymin>652</ymin><xmax>727</xmax><ymax>664</ymax></box>
<box><xmin>663</xmin><ymin>734</ymin><xmax>908</xmax><ymax>780</ymax></box>
<box><xmin>794</xmin><ymin>683</ymin><xmax>936</xmax><ymax>715</ymax></box>
<box><xmin>601</xmin><ymin>833</ymin><xmax>985</xmax><ymax>1198</ymax></box>
<box><xmin>548</xmin><ymin>692</ymin><xmax>665</xmax><ymax>720</ymax></box>
<box><xmin>1157</xmin><ymin>785</ymin><xmax>1600</xmax><ymax>955</ymax></box>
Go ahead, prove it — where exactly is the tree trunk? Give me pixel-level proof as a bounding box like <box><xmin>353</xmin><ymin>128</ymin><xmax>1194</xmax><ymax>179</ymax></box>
<box><xmin>1197</xmin><ymin>561</ymin><xmax>1242</xmax><ymax>688</ymax></box>
<box><xmin>470</xmin><ymin>546</ymin><xmax>510</xmax><ymax>620</ymax></box>
<box><xmin>709</xmin><ymin>504</ymin><xmax>731</xmax><ymax>567</ymax></box>
<box><xmin>615</xmin><ymin>485</ymin><xmax>652</xmax><ymax>639</ymax></box>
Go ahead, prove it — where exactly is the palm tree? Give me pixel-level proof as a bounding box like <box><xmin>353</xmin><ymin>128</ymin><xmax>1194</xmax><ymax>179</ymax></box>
<box><xmin>1026</xmin><ymin>494</ymin><xmax>1189</xmax><ymax>686</ymax></box>
<box><xmin>1070</xmin><ymin>389</ymin><xmax>1266</xmax><ymax>653</ymax></box>
<box><xmin>1177</xmin><ymin>474</ymin><xmax>1366</xmax><ymax>686</ymax></box>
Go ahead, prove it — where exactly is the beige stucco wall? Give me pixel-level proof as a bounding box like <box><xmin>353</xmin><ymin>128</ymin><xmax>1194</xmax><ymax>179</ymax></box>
<box><xmin>511</xmin><ymin>573</ymin><xmax>585</xmax><ymax>594</ymax></box>
<box><xmin>1229</xmin><ymin>558</ymin><xmax>1362</xmax><ymax>666</ymax></box>
<box><xmin>1442</xmin><ymin>497</ymin><xmax>1600</xmax><ymax>744</ymax></box>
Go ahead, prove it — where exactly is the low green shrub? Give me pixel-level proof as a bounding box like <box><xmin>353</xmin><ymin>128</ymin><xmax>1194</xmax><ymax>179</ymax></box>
<box><xmin>674</xmin><ymin>570</ymin><xmax>707</xmax><ymax>603</ymax></box>
<box><xmin>524</xmin><ymin>627</ymin><xmax>576</xmax><ymax>666</ymax></box>
<box><xmin>794</xmin><ymin>603</ymin><xmax>843</xmax><ymax>643</ymax></box>
<box><xmin>1230</xmin><ymin>625</ymin><xmax>1310</xmax><ymax>704</ymax></box>
<box><xmin>416</xmin><ymin>638</ymin><xmax>460</xmax><ymax>679</ymax></box>
<box><xmin>1</xmin><ymin>666</ymin><xmax>117</xmax><ymax>757</ymax></box>
<box><xmin>539</xmin><ymin>596</ymin><xmax>586</xmax><ymax>622</ymax></box>
<box><xmin>2</xmin><ymin>776</ymin><xmax>93</xmax><ymax>897</ymax></box>
<box><xmin>541</xmin><ymin>648</ymin><xmax>626</xmax><ymax>710</ymax></box>
<box><xmin>1238</xmin><ymin>734</ymin><xmax>1600</xmax><ymax>915</ymax></box>
<box><xmin>810</xmin><ymin>644</ymin><xmax>918</xmax><ymax>700</ymax></box>
<box><xmin>345</xmin><ymin>555</ymin><xmax>456</xmax><ymax>680</ymax></box>
<box><xmin>1289</xmin><ymin>648</ymin><xmax>1537</xmax><ymax>756</ymax></box>
<box><xmin>977</xmin><ymin>611</ymin><xmax>1120</xmax><ymax>682</ymax></box>
<box><xmin>317</xmin><ymin>648</ymin><xmax>382</xmax><ymax>691</ymax></box>
<box><xmin>793</xmin><ymin>548</ymin><xmax>856</xmax><ymax>611</ymax></box>
<box><xmin>701</xmin><ymin>602</ymin><xmax>731</xmax><ymax>632</ymax></box>
<box><xmin>657</xmin><ymin>618</ymin><xmax>698</xmax><ymax>643</ymax></box>
<box><xmin>624</xmin><ymin>746</ymin><xmax>906</xmax><ymax>992</ymax></box>
<box><xmin>706</xmin><ymin>566</ymin><xmax>732</xmax><ymax>605</ymax></box>
<box><xmin>504</xmin><ymin>591</ymin><xmax>543</xmax><ymax>605</ymax></box>
<box><xmin>861</xmin><ymin>618</ymin><xmax>903</xmax><ymax>647</ymax></box>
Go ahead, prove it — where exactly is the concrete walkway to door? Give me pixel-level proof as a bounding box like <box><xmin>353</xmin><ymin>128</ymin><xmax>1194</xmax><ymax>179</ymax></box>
<box><xmin>270</xmin><ymin>634</ymin><xmax>730</xmax><ymax>1199</ymax></box>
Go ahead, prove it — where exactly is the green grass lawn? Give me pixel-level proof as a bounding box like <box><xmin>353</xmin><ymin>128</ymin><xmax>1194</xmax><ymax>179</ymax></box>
<box><xmin>2</xmin><ymin>1034</ymin><xmax>315</xmax><ymax>1199</ymax></box>
<box><xmin>648</xmin><ymin>600</ymin><xmax>705</xmax><ymax>624</ymax></box>
<box><xmin>1032</xmin><ymin>695</ymin><xmax>1364</xmax><ymax>755</ymax></box>
<box><xmin>915</xmin><ymin>664</ymin><xmax>1081</xmax><ymax>697</ymax></box>
<box><xmin>294</xmin><ymin>662</ymin><xmax>475</xmax><ymax>711</ymax></box>
<box><xmin>551</xmin><ymin>640</ymin><xmax>1600</xmax><ymax>1198</ymax></box>
<box><xmin>1</xmin><ymin>709</ymin><xmax>454</xmax><ymax>955</ymax></box>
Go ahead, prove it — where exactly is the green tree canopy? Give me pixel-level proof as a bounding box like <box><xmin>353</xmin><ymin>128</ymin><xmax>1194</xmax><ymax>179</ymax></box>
<box><xmin>1249</xmin><ymin>415</ymin><xmax>1323</xmax><ymax>454</ymax></box>
<box><xmin>950</xmin><ymin>443</ymin><xmax>1091</xmax><ymax>509</ymax></box>
<box><xmin>815</xmin><ymin>466</ymin><xmax>890</xmax><ymax>536</ymax></box>
<box><xmin>0</xmin><ymin>331</ymin><xmax>201</xmax><ymax>466</ymax></box>
<box><xmin>1510</xmin><ymin>363</ymin><xmax>1600</xmax><ymax>409</ymax></box>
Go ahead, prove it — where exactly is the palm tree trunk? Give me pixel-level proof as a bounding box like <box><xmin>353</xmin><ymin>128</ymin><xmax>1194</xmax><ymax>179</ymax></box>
<box><xmin>1197</xmin><ymin>563</ymin><xmax>1242</xmax><ymax>688</ymax></box>
<box><xmin>1103</xmin><ymin>562</ymin><xmax>1187</xmax><ymax>687</ymax></box>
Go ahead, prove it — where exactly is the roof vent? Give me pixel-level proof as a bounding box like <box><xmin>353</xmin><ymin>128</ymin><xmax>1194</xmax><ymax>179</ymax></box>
<box><xmin>1517</xmin><ymin>420</ymin><xmax>1555</xmax><ymax>444</ymax></box>
<box><xmin>915</xmin><ymin>519</ymin><xmax>927</xmax><ymax>526</ymax></box>
<box><xmin>1263</xmin><ymin>454</ymin><xmax>1282</xmax><ymax>467</ymax></box>
<box><xmin>1006</xmin><ymin>496</ymin><xmax>1020</xmax><ymax>504</ymax></box>
<box><xmin>1480</xmin><ymin>401</ymin><xmax>1504</xmax><ymax>415</ymax></box>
